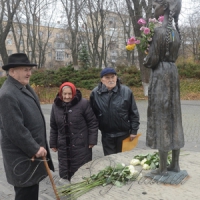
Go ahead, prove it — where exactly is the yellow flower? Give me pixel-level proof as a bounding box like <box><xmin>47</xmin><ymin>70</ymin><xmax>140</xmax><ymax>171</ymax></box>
<box><xmin>126</xmin><ymin>44</ymin><xmax>136</xmax><ymax>51</ymax></box>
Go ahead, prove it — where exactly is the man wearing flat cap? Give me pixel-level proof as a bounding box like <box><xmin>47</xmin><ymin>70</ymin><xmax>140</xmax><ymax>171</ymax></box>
<box><xmin>90</xmin><ymin>67</ymin><xmax>140</xmax><ymax>155</ymax></box>
<box><xmin>0</xmin><ymin>53</ymin><xmax>54</xmax><ymax>200</ymax></box>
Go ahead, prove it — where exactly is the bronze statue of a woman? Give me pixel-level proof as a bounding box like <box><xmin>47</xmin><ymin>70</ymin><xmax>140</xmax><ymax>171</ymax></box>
<box><xmin>143</xmin><ymin>0</ymin><xmax>184</xmax><ymax>176</ymax></box>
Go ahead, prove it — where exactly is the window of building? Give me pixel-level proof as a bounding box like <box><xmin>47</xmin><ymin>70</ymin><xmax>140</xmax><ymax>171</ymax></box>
<box><xmin>65</xmin><ymin>34</ymin><xmax>69</xmax><ymax>40</ymax></box>
<box><xmin>48</xmin><ymin>42</ymin><xmax>52</xmax><ymax>48</ymax></box>
<box><xmin>20</xmin><ymin>40</ymin><xmax>23</xmax><ymax>46</ymax></box>
<box><xmin>7</xmin><ymin>50</ymin><xmax>12</xmax><ymax>55</ymax></box>
<box><xmin>56</xmin><ymin>33</ymin><xmax>60</xmax><ymax>38</ymax></box>
<box><xmin>48</xmin><ymin>31</ymin><xmax>52</xmax><ymax>37</ymax></box>
<box><xmin>65</xmin><ymin>53</ymin><xmax>68</xmax><ymax>58</ymax></box>
<box><xmin>56</xmin><ymin>51</ymin><xmax>65</xmax><ymax>61</ymax></box>
<box><xmin>17</xmin><ymin>29</ymin><xmax>21</xmax><ymax>35</ymax></box>
<box><xmin>39</xmin><ymin>31</ymin><xmax>43</xmax><ymax>37</ymax></box>
<box><xmin>111</xmin><ymin>56</ymin><xmax>117</xmax><ymax>63</ymax></box>
<box><xmin>7</xmin><ymin>39</ymin><xmax>12</xmax><ymax>45</ymax></box>
<box><xmin>48</xmin><ymin>52</ymin><xmax>52</xmax><ymax>57</ymax></box>
<box><xmin>55</xmin><ymin>42</ymin><xmax>65</xmax><ymax>49</ymax></box>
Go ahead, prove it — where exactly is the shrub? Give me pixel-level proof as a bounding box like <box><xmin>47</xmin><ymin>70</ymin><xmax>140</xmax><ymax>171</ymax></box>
<box><xmin>0</xmin><ymin>76</ymin><xmax>7</xmax><ymax>87</ymax></box>
<box><xmin>116</xmin><ymin>65</ymin><xmax>141</xmax><ymax>87</ymax></box>
<box><xmin>177</xmin><ymin>62</ymin><xmax>200</xmax><ymax>78</ymax></box>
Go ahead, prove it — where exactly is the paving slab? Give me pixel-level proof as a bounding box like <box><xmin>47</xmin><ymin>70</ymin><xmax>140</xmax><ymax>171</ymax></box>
<box><xmin>0</xmin><ymin>100</ymin><xmax>199</xmax><ymax>199</ymax></box>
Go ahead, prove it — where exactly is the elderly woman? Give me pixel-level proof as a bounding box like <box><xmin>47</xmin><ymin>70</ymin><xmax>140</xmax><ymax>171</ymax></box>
<box><xmin>50</xmin><ymin>82</ymin><xmax>98</xmax><ymax>181</ymax></box>
<box><xmin>143</xmin><ymin>0</ymin><xmax>184</xmax><ymax>176</ymax></box>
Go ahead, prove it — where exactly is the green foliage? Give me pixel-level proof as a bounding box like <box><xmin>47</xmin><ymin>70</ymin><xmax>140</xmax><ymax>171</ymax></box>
<box><xmin>78</xmin><ymin>45</ymin><xmax>90</xmax><ymax>69</ymax></box>
<box><xmin>116</xmin><ymin>65</ymin><xmax>142</xmax><ymax>87</ymax></box>
<box><xmin>0</xmin><ymin>61</ymin><xmax>199</xmax><ymax>94</ymax></box>
<box><xmin>137</xmin><ymin>21</ymin><xmax>155</xmax><ymax>54</ymax></box>
<box><xmin>30</xmin><ymin>69</ymin><xmax>58</xmax><ymax>86</ymax></box>
<box><xmin>134</xmin><ymin>152</ymin><xmax>172</xmax><ymax>170</ymax></box>
<box><xmin>180</xmin><ymin>79</ymin><xmax>200</xmax><ymax>92</ymax></box>
<box><xmin>30</xmin><ymin>66</ymin><xmax>101</xmax><ymax>89</ymax></box>
<box><xmin>58</xmin><ymin>163</ymin><xmax>139</xmax><ymax>199</ymax></box>
<box><xmin>0</xmin><ymin>76</ymin><xmax>7</xmax><ymax>87</ymax></box>
<box><xmin>177</xmin><ymin>62</ymin><xmax>200</xmax><ymax>78</ymax></box>
<box><xmin>29</xmin><ymin>65</ymin><xmax>142</xmax><ymax>90</ymax></box>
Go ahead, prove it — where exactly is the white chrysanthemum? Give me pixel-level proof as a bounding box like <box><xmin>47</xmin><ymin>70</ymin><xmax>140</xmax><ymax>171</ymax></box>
<box><xmin>121</xmin><ymin>163</ymin><xmax>125</xmax><ymax>167</ymax></box>
<box><xmin>140</xmin><ymin>158</ymin><xmax>147</xmax><ymax>166</ymax></box>
<box><xmin>142</xmin><ymin>163</ymin><xmax>150</xmax><ymax>170</ymax></box>
<box><xmin>127</xmin><ymin>165</ymin><xmax>138</xmax><ymax>176</ymax></box>
<box><xmin>128</xmin><ymin>165</ymin><xmax>135</xmax><ymax>170</ymax></box>
<box><xmin>130</xmin><ymin>158</ymin><xmax>140</xmax><ymax>166</ymax></box>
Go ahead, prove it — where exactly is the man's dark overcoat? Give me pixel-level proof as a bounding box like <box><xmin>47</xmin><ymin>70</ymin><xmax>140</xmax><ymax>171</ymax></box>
<box><xmin>0</xmin><ymin>76</ymin><xmax>54</xmax><ymax>187</ymax></box>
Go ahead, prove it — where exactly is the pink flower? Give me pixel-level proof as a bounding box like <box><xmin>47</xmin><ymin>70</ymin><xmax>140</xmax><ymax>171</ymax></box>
<box><xmin>127</xmin><ymin>37</ymin><xmax>140</xmax><ymax>45</ymax></box>
<box><xmin>143</xmin><ymin>27</ymin><xmax>150</xmax><ymax>35</ymax></box>
<box><xmin>127</xmin><ymin>37</ymin><xmax>136</xmax><ymax>45</ymax></box>
<box><xmin>140</xmin><ymin>26</ymin><xmax>145</xmax><ymax>31</ymax></box>
<box><xmin>134</xmin><ymin>40</ymin><xmax>140</xmax><ymax>44</ymax></box>
<box><xmin>158</xmin><ymin>16</ymin><xmax>164</xmax><ymax>23</ymax></box>
<box><xmin>149</xmin><ymin>18</ymin><xmax>158</xmax><ymax>23</ymax></box>
<box><xmin>137</xmin><ymin>18</ymin><xmax>146</xmax><ymax>25</ymax></box>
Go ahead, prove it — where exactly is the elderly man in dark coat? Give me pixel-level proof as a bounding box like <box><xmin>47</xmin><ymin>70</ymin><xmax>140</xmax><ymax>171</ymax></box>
<box><xmin>0</xmin><ymin>53</ymin><xmax>54</xmax><ymax>200</ymax></box>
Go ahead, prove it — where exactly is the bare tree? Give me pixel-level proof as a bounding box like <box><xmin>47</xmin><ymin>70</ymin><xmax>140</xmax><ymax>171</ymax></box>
<box><xmin>61</xmin><ymin>0</ymin><xmax>85</xmax><ymax>68</ymax></box>
<box><xmin>125</xmin><ymin>0</ymin><xmax>152</xmax><ymax>90</ymax></box>
<box><xmin>80</xmin><ymin>0</ymin><xmax>129</xmax><ymax>68</ymax></box>
<box><xmin>81</xmin><ymin>0</ymin><xmax>108</xmax><ymax>68</ymax></box>
<box><xmin>0</xmin><ymin>0</ymin><xmax>22</xmax><ymax>64</ymax></box>
<box><xmin>179</xmin><ymin>1</ymin><xmax>200</xmax><ymax>61</ymax></box>
<box><xmin>113</xmin><ymin>1</ymin><xmax>135</xmax><ymax>67</ymax></box>
<box><xmin>11</xmin><ymin>0</ymin><xmax>58</xmax><ymax>68</ymax></box>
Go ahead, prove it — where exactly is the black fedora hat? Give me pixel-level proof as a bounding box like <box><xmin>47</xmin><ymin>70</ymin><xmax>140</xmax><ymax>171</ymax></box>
<box><xmin>2</xmin><ymin>53</ymin><xmax>37</xmax><ymax>71</ymax></box>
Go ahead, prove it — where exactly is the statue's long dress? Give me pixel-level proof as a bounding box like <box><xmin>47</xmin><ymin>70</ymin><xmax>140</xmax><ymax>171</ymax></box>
<box><xmin>143</xmin><ymin>26</ymin><xmax>184</xmax><ymax>151</ymax></box>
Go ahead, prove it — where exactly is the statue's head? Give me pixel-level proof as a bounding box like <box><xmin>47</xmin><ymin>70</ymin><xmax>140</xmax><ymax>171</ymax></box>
<box><xmin>153</xmin><ymin>0</ymin><xmax>182</xmax><ymax>20</ymax></box>
<box><xmin>153</xmin><ymin>0</ymin><xmax>182</xmax><ymax>57</ymax></box>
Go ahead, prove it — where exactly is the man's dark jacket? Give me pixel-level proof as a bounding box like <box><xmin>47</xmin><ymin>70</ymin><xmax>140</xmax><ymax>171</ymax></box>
<box><xmin>90</xmin><ymin>79</ymin><xmax>140</xmax><ymax>137</ymax></box>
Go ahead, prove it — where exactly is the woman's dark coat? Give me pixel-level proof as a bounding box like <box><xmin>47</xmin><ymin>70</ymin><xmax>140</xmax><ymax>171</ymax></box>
<box><xmin>143</xmin><ymin>26</ymin><xmax>184</xmax><ymax>151</ymax></box>
<box><xmin>0</xmin><ymin>76</ymin><xmax>54</xmax><ymax>187</ymax></box>
<box><xmin>50</xmin><ymin>90</ymin><xmax>98</xmax><ymax>179</ymax></box>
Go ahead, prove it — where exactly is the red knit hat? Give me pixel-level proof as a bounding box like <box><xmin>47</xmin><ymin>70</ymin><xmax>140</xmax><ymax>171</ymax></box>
<box><xmin>59</xmin><ymin>82</ymin><xmax>76</xmax><ymax>100</ymax></box>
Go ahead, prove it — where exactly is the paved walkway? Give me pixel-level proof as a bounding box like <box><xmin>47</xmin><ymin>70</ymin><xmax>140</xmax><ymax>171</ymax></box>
<box><xmin>0</xmin><ymin>100</ymin><xmax>200</xmax><ymax>199</ymax></box>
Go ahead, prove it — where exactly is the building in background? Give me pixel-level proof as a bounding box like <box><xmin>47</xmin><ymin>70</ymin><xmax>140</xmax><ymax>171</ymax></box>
<box><xmin>0</xmin><ymin>10</ymin><xmax>137</xmax><ymax>76</ymax></box>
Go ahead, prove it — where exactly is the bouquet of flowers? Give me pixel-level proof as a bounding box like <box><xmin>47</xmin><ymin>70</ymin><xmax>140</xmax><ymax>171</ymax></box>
<box><xmin>126</xmin><ymin>16</ymin><xmax>164</xmax><ymax>54</ymax></box>
<box><xmin>130</xmin><ymin>151</ymin><xmax>171</xmax><ymax>170</ymax></box>
<box><xmin>58</xmin><ymin>163</ymin><xmax>141</xmax><ymax>199</ymax></box>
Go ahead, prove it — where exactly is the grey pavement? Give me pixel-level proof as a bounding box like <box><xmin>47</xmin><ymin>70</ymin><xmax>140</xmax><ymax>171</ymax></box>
<box><xmin>0</xmin><ymin>100</ymin><xmax>200</xmax><ymax>199</ymax></box>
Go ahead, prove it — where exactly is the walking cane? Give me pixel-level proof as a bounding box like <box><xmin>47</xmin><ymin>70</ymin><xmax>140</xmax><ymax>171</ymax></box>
<box><xmin>42</xmin><ymin>156</ymin><xmax>60</xmax><ymax>200</ymax></box>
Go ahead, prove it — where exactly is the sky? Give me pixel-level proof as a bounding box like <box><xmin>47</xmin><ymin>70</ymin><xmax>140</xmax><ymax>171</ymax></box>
<box><xmin>52</xmin><ymin>0</ymin><xmax>197</xmax><ymax>27</ymax></box>
<box><xmin>180</xmin><ymin>0</ymin><xmax>199</xmax><ymax>24</ymax></box>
